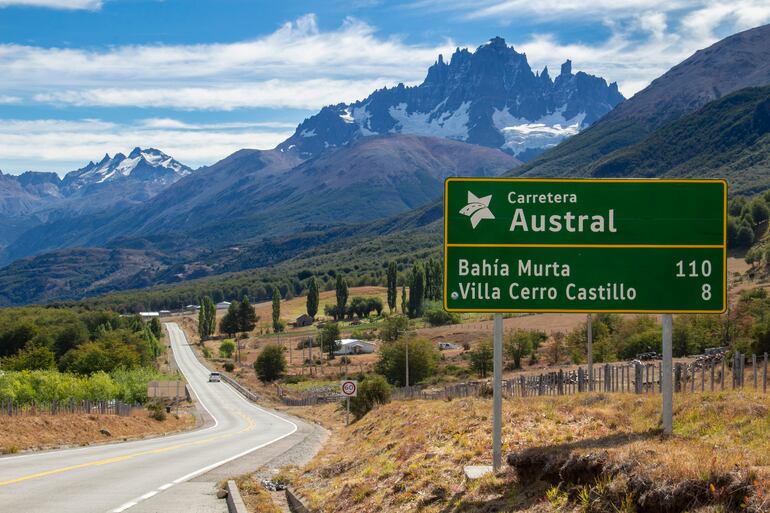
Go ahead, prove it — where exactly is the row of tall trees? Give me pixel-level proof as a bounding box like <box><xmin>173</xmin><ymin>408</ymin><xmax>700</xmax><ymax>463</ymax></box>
<box><xmin>197</xmin><ymin>297</ymin><xmax>216</xmax><ymax>340</ymax></box>
<box><xmin>385</xmin><ymin>258</ymin><xmax>444</xmax><ymax>319</ymax></box>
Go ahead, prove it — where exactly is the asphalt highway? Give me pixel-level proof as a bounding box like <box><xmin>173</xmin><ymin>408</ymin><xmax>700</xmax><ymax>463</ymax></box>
<box><xmin>0</xmin><ymin>322</ymin><xmax>297</xmax><ymax>513</ymax></box>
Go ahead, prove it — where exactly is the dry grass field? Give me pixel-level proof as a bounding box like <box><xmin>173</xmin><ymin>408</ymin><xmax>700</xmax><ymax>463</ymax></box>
<box><xmin>0</xmin><ymin>411</ymin><xmax>194</xmax><ymax>454</ymax></box>
<box><xmin>282</xmin><ymin>391</ymin><xmax>770</xmax><ymax>512</ymax></box>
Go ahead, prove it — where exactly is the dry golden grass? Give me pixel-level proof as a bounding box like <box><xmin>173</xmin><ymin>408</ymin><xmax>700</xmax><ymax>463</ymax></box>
<box><xmin>0</xmin><ymin>411</ymin><xmax>194</xmax><ymax>453</ymax></box>
<box><xmin>285</xmin><ymin>391</ymin><xmax>770</xmax><ymax>512</ymax></box>
<box><xmin>232</xmin><ymin>474</ymin><xmax>283</xmax><ymax>513</ymax></box>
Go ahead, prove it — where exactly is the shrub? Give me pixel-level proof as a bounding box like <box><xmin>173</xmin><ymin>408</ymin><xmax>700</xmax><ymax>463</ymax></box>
<box><xmin>147</xmin><ymin>399</ymin><xmax>167</xmax><ymax>421</ymax></box>
<box><xmin>219</xmin><ymin>339</ymin><xmax>236</xmax><ymax>359</ymax></box>
<box><xmin>470</xmin><ymin>340</ymin><xmax>493</xmax><ymax>378</ymax></box>
<box><xmin>2</xmin><ymin>346</ymin><xmax>56</xmax><ymax>371</ymax></box>
<box><xmin>347</xmin><ymin>375</ymin><xmax>391</xmax><ymax>420</ymax></box>
<box><xmin>254</xmin><ymin>344</ymin><xmax>286</xmax><ymax>382</ymax></box>
<box><xmin>379</xmin><ymin>315</ymin><xmax>409</xmax><ymax>342</ymax></box>
<box><xmin>375</xmin><ymin>337</ymin><xmax>439</xmax><ymax>387</ymax></box>
<box><xmin>223</xmin><ymin>362</ymin><xmax>235</xmax><ymax>372</ymax></box>
<box><xmin>423</xmin><ymin>304</ymin><xmax>461</xmax><ymax>327</ymax></box>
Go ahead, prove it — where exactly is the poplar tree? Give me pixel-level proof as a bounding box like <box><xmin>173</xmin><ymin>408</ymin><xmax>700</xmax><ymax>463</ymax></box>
<box><xmin>335</xmin><ymin>275</ymin><xmax>348</xmax><ymax>321</ymax></box>
<box><xmin>407</xmin><ymin>263</ymin><xmax>425</xmax><ymax>319</ymax></box>
<box><xmin>386</xmin><ymin>262</ymin><xmax>397</xmax><ymax>313</ymax></box>
<box><xmin>401</xmin><ymin>285</ymin><xmax>407</xmax><ymax>315</ymax></box>
<box><xmin>272</xmin><ymin>286</ymin><xmax>282</xmax><ymax>333</ymax></box>
<box><xmin>197</xmin><ymin>300</ymin><xmax>208</xmax><ymax>340</ymax></box>
<box><xmin>307</xmin><ymin>277</ymin><xmax>319</xmax><ymax>319</ymax></box>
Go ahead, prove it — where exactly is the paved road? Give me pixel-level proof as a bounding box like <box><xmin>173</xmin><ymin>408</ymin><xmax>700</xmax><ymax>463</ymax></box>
<box><xmin>0</xmin><ymin>323</ymin><xmax>298</xmax><ymax>513</ymax></box>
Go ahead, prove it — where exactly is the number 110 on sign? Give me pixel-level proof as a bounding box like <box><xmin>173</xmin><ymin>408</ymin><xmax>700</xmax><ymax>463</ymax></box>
<box><xmin>675</xmin><ymin>260</ymin><xmax>713</xmax><ymax>301</ymax></box>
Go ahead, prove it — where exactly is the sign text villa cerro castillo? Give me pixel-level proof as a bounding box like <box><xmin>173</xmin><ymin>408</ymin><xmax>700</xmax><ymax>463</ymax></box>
<box><xmin>443</xmin><ymin>178</ymin><xmax>727</xmax><ymax>313</ymax></box>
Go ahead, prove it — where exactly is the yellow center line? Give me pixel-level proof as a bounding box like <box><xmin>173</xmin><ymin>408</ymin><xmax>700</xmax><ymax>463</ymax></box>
<box><xmin>0</xmin><ymin>411</ymin><xmax>257</xmax><ymax>487</ymax></box>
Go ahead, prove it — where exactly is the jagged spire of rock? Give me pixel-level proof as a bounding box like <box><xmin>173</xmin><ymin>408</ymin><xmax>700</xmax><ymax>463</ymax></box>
<box><xmin>277</xmin><ymin>39</ymin><xmax>623</xmax><ymax>160</ymax></box>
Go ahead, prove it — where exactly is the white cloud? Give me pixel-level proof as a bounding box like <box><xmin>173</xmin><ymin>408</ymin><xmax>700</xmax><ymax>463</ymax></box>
<box><xmin>408</xmin><ymin>0</ymin><xmax>692</xmax><ymax>21</ymax></box>
<box><xmin>33</xmin><ymin>79</ymin><xmax>403</xmax><ymax>110</ymax></box>
<box><xmin>0</xmin><ymin>118</ymin><xmax>293</xmax><ymax>173</ymax></box>
<box><xmin>0</xmin><ymin>14</ymin><xmax>454</xmax><ymax>111</ymax></box>
<box><xmin>0</xmin><ymin>0</ymin><xmax>100</xmax><ymax>9</ymax></box>
<box><xmin>409</xmin><ymin>0</ymin><xmax>770</xmax><ymax>97</ymax></box>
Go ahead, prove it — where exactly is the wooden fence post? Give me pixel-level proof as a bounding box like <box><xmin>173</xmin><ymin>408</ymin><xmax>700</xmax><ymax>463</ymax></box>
<box><xmin>721</xmin><ymin>358</ymin><xmax>725</xmax><ymax>391</ymax></box>
<box><xmin>753</xmin><ymin>354</ymin><xmax>758</xmax><ymax>390</ymax></box>
<box><xmin>674</xmin><ymin>363</ymin><xmax>682</xmax><ymax>393</ymax></box>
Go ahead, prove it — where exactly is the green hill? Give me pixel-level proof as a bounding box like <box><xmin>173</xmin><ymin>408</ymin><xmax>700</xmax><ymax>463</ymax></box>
<box><xmin>585</xmin><ymin>86</ymin><xmax>770</xmax><ymax>194</ymax></box>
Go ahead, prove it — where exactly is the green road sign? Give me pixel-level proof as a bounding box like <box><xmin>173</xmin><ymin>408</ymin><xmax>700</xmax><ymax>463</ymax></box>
<box><xmin>444</xmin><ymin>178</ymin><xmax>727</xmax><ymax>313</ymax></box>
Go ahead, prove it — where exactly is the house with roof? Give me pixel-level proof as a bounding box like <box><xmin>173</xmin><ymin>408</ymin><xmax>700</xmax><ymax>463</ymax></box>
<box><xmin>333</xmin><ymin>339</ymin><xmax>376</xmax><ymax>355</ymax></box>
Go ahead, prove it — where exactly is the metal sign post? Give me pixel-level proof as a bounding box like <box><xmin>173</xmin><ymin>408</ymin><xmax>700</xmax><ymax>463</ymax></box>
<box><xmin>444</xmin><ymin>178</ymin><xmax>727</xmax><ymax>464</ymax></box>
<box><xmin>587</xmin><ymin>314</ymin><xmax>593</xmax><ymax>391</ymax></box>
<box><xmin>492</xmin><ymin>313</ymin><xmax>503</xmax><ymax>471</ymax></box>
<box><xmin>341</xmin><ymin>380</ymin><xmax>358</xmax><ymax>426</ymax></box>
<box><xmin>661</xmin><ymin>314</ymin><xmax>673</xmax><ymax>434</ymax></box>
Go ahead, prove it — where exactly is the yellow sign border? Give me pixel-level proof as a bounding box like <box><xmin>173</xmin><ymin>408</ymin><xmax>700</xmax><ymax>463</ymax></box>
<box><xmin>442</xmin><ymin>177</ymin><xmax>728</xmax><ymax>314</ymax></box>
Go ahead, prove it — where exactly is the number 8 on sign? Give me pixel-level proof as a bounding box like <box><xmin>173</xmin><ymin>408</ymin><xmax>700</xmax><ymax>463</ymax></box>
<box><xmin>341</xmin><ymin>380</ymin><xmax>357</xmax><ymax>397</ymax></box>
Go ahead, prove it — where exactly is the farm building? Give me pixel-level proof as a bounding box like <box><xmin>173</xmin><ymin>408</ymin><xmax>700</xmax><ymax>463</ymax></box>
<box><xmin>334</xmin><ymin>339</ymin><xmax>376</xmax><ymax>355</ymax></box>
<box><xmin>293</xmin><ymin>314</ymin><xmax>314</xmax><ymax>327</ymax></box>
<box><xmin>215</xmin><ymin>301</ymin><xmax>232</xmax><ymax>310</ymax></box>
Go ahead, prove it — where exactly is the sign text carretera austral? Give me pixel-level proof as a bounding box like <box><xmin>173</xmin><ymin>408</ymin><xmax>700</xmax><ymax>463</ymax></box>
<box><xmin>443</xmin><ymin>178</ymin><xmax>727</xmax><ymax>313</ymax></box>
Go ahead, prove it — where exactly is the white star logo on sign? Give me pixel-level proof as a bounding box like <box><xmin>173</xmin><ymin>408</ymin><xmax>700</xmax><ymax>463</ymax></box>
<box><xmin>459</xmin><ymin>191</ymin><xmax>495</xmax><ymax>229</ymax></box>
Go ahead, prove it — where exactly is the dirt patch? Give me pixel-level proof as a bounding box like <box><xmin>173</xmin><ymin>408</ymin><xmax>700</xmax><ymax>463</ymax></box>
<box><xmin>0</xmin><ymin>411</ymin><xmax>194</xmax><ymax>453</ymax></box>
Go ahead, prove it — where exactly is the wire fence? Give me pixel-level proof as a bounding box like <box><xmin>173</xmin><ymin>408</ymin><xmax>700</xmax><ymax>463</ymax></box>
<box><xmin>0</xmin><ymin>399</ymin><xmax>141</xmax><ymax>417</ymax></box>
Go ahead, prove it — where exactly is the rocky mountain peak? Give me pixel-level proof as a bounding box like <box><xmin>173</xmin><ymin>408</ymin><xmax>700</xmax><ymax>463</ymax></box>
<box><xmin>277</xmin><ymin>37</ymin><xmax>624</xmax><ymax>160</ymax></box>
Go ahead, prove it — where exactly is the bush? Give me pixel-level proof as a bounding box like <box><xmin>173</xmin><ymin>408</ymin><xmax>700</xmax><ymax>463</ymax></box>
<box><xmin>423</xmin><ymin>304</ymin><xmax>461</xmax><ymax>327</ymax></box>
<box><xmin>147</xmin><ymin>399</ymin><xmax>167</xmax><ymax>421</ymax></box>
<box><xmin>1</xmin><ymin>346</ymin><xmax>56</xmax><ymax>371</ymax></box>
<box><xmin>470</xmin><ymin>340</ymin><xmax>493</xmax><ymax>378</ymax></box>
<box><xmin>254</xmin><ymin>344</ymin><xmax>286</xmax><ymax>382</ymax></box>
<box><xmin>379</xmin><ymin>315</ymin><xmax>409</xmax><ymax>342</ymax></box>
<box><xmin>223</xmin><ymin>362</ymin><xmax>235</xmax><ymax>372</ymax></box>
<box><xmin>347</xmin><ymin>375</ymin><xmax>391</xmax><ymax>420</ymax></box>
<box><xmin>219</xmin><ymin>339</ymin><xmax>236</xmax><ymax>359</ymax></box>
<box><xmin>375</xmin><ymin>337</ymin><xmax>439</xmax><ymax>387</ymax></box>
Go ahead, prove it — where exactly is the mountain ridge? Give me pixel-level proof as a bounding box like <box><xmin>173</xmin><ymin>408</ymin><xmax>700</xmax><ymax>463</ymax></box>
<box><xmin>514</xmin><ymin>23</ymin><xmax>770</xmax><ymax>179</ymax></box>
<box><xmin>278</xmin><ymin>36</ymin><xmax>623</xmax><ymax>160</ymax></box>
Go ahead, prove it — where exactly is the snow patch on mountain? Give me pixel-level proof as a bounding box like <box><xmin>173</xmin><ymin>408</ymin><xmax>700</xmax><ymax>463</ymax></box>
<box><xmin>493</xmin><ymin>107</ymin><xmax>587</xmax><ymax>155</ymax></box>
<box><xmin>387</xmin><ymin>102</ymin><xmax>470</xmax><ymax>140</ymax></box>
<box><xmin>62</xmin><ymin>148</ymin><xmax>192</xmax><ymax>191</ymax></box>
<box><xmin>277</xmin><ymin>37</ymin><xmax>624</xmax><ymax>159</ymax></box>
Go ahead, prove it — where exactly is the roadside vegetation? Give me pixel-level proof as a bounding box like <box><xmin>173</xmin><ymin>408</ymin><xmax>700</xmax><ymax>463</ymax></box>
<box><xmin>0</xmin><ymin>307</ymin><xmax>173</xmax><ymax>405</ymax></box>
<box><xmin>285</xmin><ymin>391</ymin><xmax>770</xmax><ymax>512</ymax></box>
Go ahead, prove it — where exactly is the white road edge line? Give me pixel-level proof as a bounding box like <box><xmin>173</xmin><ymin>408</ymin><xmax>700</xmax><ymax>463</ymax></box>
<box><xmin>112</xmin><ymin>501</ymin><xmax>137</xmax><ymax>513</ymax></box>
<box><xmin>114</xmin><ymin>324</ymin><xmax>298</xmax><ymax>511</ymax></box>
<box><xmin>158</xmin><ymin>483</ymin><xmax>174</xmax><ymax>491</ymax></box>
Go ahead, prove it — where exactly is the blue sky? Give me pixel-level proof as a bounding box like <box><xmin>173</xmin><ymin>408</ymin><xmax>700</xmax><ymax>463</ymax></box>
<box><xmin>0</xmin><ymin>0</ymin><xmax>768</xmax><ymax>173</ymax></box>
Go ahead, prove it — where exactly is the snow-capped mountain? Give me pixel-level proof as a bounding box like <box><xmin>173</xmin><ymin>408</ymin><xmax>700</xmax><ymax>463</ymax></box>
<box><xmin>278</xmin><ymin>37</ymin><xmax>624</xmax><ymax>160</ymax></box>
<box><xmin>61</xmin><ymin>147</ymin><xmax>191</xmax><ymax>192</ymax></box>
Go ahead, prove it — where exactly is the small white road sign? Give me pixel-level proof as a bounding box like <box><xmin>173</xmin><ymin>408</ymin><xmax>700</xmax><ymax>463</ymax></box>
<box><xmin>341</xmin><ymin>380</ymin><xmax>358</xmax><ymax>397</ymax></box>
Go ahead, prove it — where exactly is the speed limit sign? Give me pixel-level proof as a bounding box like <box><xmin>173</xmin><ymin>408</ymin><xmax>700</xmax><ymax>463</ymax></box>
<box><xmin>341</xmin><ymin>380</ymin><xmax>358</xmax><ymax>397</ymax></box>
